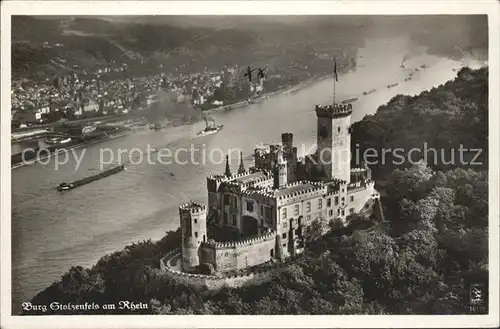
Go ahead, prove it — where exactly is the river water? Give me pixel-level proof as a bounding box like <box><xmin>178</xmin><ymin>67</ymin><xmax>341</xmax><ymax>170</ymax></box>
<box><xmin>11</xmin><ymin>37</ymin><xmax>485</xmax><ymax>313</ymax></box>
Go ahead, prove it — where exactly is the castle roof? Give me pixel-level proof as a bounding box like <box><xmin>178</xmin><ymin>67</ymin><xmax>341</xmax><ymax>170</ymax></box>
<box><xmin>243</xmin><ymin>180</ymin><xmax>326</xmax><ymax>201</ymax></box>
<box><xmin>233</xmin><ymin>171</ymin><xmax>269</xmax><ymax>185</ymax></box>
<box><xmin>274</xmin><ymin>182</ymin><xmax>320</xmax><ymax>197</ymax></box>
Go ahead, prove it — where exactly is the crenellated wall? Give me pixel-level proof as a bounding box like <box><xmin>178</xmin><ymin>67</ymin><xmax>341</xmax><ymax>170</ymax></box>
<box><xmin>275</xmin><ymin>181</ymin><xmax>326</xmax><ymax>206</ymax></box>
<box><xmin>199</xmin><ymin>230</ymin><xmax>276</xmax><ymax>272</ymax></box>
<box><xmin>315</xmin><ymin>103</ymin><xmax>353</xmax><ymax>119</ymax></box>
<box><xmin>160</xmin><ymin>249</ymin><xmax>290</xmax><ymax>290</ymax></box>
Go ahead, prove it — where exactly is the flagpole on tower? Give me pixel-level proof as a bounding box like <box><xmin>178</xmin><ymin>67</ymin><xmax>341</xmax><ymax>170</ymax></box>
<box><xmin>333</xmin><ymin>70</ymin><xmax>336</xmax><ymax>105</ymax></box>
<box><xmin>333</xmin><ymin>57</ymin><xmax>339</xmax><ymax>105</ymax></box>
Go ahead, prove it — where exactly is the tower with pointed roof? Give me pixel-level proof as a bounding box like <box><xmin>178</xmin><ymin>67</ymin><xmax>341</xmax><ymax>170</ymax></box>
<box><xmin>238</xmin><ymin>152</ymin><xmax>246</xmax><ymax>174</ymax></box>
<box><xmin>224</xmin><ymin>154</ymin><xmax>232</xmax><ymax>177</ymax></box>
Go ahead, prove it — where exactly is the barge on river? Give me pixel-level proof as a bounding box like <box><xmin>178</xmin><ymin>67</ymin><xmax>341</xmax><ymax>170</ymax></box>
<box><xmin>57</xmin><ymin>164</ymin><xmax>125</xmax><ymax>192</ymax></box>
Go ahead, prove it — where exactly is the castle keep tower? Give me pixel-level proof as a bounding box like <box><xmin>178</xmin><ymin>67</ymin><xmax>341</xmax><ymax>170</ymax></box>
<box><xmin>179</xmin><ymin>202</ymin><xmax>207</xmax><ymax>271</ymax></box>
<box><xmin>315</xmin><ymin>103</ymin><xmax>352</xmax><ymax>183</ymax></box>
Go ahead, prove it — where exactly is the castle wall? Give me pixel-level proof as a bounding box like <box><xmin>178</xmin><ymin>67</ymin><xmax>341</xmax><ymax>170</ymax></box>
<box><xmin>347</xmin><ymin>181</ymin><xmax>376</xmax><ymax>215</ymax></box>
<box><xmin>241</xmin><ymin>196</ymin><xmax>275</xmax><ymax>234</ymax></box>
<box><xmin>179</xmin><ymin>202</ymin><xmax>207</xmax><ymax>271</ymax></box>
<box><xmin>160</xmin><ymin>249</ymin><xmax>289</xmax><ymax>290</ymax></box>
<box><xmin>331</xmin><ymin>115</ymin><xmax>351</xmax><ymax>183</ymax></box>
<box><xmin>200</xmin><ymin>232</ymin><xmax>276</xmax><ymax>272</ymax></box>
<box><xmin>315</xmin><ymin>104</ymin><xmax>352</xmax><ymax>182</ymax></box>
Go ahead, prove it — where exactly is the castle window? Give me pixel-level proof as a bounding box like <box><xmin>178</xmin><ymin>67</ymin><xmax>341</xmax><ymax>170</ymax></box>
<box><xmin>232</xmin><ymin>215</ymin><xmax>237</xmax><ymax>226</ymax></box>
<box><xmin>318</xmin><ymin>199</ymin><xmax>323</xmax><ymax>209</ymax></box>
<box><xmin>195</xmin><ymin>232</ymin><xmax>198</xmax><ymax>238</ymax></box>
<box><xmin>337</xmin><ymin>209</ymin><xmax>340</xmax><ymax>215</ymax></box>
<box><xmin>203</xmin><ymin>235</ymin><xmax>206</xmax><ymax>242</ymax></box>
<box><xmin>338</xmin><ymin>127</ymin><xmax>341</xmax><ymax>133</ymax></box>
<box><xmin>294</xmin><ymin>205</ymin><xmax>299</xmax><ymax>216</ymax></box>
<box><xmin>341</xmin><ymin>210</ymin><xmax>345</xmax><ymax>216</ymax></box>
<box><xmin>282</xmin><ymin>232</ymin><xmax>287</xmax><ymax>239</ymax></box>
<box><xmin>307</xmin><ymin>215</ymin><xmax>311</xmax><ymax>222</ymax></box>
<box><xmin>327</xmin><ymin>198</ymin><xmax>331</xmax><ymax>207</ymax></box>
<box><xmin>350</xmin><ymin>195</ymin><xmax>354</xmax><ymax>202</ymax></box>
<box><xmin>224</xmin><ymin>194</ymin><xmax>230</xmax><ymax>205</ymax></box>
<box><xmin>335</xmin><ymin>196</ymin><xmax>339</xmax><ymax>205</ymax></box>
<box><xmin>306</xmin><ymin>202</ymin><xmax>311</xmax><ymax>212</ymax></box>
<box><xmin>194</xmin><ymin>218</ymin><xmax>198</xmax><ymax>224</ymax></box>
<box><xmin>246</xmin><ymin>201</ymin><xmax>254</xmax><ymax>212</ymax></box>
<box><xmin>282</xmin><ymin>208</ymin><xmax>287</xmax><ymax>219</ymax></box>
<box><xmin>283</xmin><ymin>222</ymin><xmax>288</xmax><ymax>229</ymax></box>
<box><xmin>283</xmin><ymin>243</ymin><xmax>287</xmax><ymax>247</ymax></box>
<box><xmin>329</xmin><ymin>209</ymin><xmax>333</xmax><ymax>217</ymax></box>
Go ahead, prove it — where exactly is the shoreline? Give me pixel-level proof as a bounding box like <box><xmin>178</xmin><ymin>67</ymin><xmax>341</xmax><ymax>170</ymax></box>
<box><xmin>11</xmin><ymin>73</ymin><xmax>334</xmax><ymax>170</ymax></box>
<box><xmin>203</xmin><ymin>73</ymin><xmax>331</xmax><ymax>115</ymax></box>
<box><xmin>11</xmin><ymin>130</ymin><xmax>137</xmax><ymax>170</ymax></box>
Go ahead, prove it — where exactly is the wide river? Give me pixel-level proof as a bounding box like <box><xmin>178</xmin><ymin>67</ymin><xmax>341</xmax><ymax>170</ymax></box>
<box><xmin>11</xmin><ymin>37</ymin><xmax>485</xmax><ymax>313</ymax></box>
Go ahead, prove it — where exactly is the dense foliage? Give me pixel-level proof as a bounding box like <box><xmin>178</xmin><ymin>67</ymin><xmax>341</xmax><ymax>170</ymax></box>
<box><xmin>351</xmin><ymin>67</ymin><xmax>488</xmax><ymax>179</ymax></box>
<box><xmin>28</xmin><ymin>67</ymin><xmax>488</xmax><ymax>315</ymax></box>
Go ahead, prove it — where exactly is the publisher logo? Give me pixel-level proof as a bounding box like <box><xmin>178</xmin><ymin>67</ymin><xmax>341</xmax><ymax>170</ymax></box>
<box><xmin>469</xmin><ymin>283</ymin><xmax>485</xmax><ymax>313</ymax></box>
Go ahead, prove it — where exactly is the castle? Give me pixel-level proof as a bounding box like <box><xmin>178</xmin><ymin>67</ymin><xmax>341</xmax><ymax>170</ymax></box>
<box><xmin>178</xmin><ymin>102</ymin><xmax>381</xmax><ymax>274</ymax></box>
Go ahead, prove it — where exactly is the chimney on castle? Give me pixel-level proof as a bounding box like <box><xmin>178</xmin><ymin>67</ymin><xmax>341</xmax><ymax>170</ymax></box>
<box><xmin>281</xmin><ymin>133</ymin><xmax>293</xmax><ymax>151</ymax></box>
<box><xmin>238</xmin><ymin>151</ymin><xmax>246</xmax><ymax>174</ymax></box>
<box><xmin>224</xmin><ymin>154</ymin><xmax>232</xmax><ymax>177</ymax></box>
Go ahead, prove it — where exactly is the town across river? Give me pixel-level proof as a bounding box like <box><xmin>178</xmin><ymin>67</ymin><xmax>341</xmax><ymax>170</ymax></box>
<box><xmin>11</xmin><ymin>37</ymin><xmax>484</xmax><ymax>313</ymax></box>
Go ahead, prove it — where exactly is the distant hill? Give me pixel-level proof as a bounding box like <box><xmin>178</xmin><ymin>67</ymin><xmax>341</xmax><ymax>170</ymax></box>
<box><xmin>11</xmin><ymin>15</ymin><xmax>488</xmax><ymax>78</ymax></box>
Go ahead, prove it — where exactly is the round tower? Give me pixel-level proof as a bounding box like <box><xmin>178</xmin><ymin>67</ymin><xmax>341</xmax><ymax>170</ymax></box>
<box><xmin>179</xmin><ymin>202</ymin><xmax>207</xmax><ymax>272</ymax></box>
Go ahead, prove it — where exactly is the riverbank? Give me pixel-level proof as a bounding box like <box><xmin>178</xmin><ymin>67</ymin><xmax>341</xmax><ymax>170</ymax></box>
<box><xmin>11</xmin><ymin>128</ymin><xmax>137</xmax><ymax>170</ymax></box>
<box><xmin>12</xmin><ymin>73</ymin><xmax>332</xmax><ymax>168</ymax></box>
<box><xmin>203</xmin><ymin>73</ymin><xmax>331</xmax><ymax>115</ymax></box>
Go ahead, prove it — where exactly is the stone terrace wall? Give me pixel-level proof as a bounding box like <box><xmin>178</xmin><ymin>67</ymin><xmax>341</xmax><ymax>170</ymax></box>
<box><xmin>160</xmin><ymin>249</ymin><xmax>289</xmax><ymax>290</ymax></box>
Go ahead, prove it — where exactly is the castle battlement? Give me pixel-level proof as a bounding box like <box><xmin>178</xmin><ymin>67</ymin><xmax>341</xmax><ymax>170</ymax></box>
<box><xmin>275</xmin><ymin>163</ymin><xmax>286</xmax><ymax>170</ymax></box>
<box><xmin>179</xmin><ymin>201</ymin><xmax>206</xmax><ymax>214</ymax></box>
<box><xmin>202</xmin><ymin>230</ymin><xmax>276</xmax><ymax>249</ymax></box>
<box><xmin>315</xmin><ymin>103</ymin><xmax>353</xmax><ymax>118</ymax></box>
<box><xmin>207</xmin><ymin>174</ymin><xmax>228</xmax><ymax>183</ymax></box>
<box><xmin>328</xmin><ymin>178</ymin><xmax>347</xmax><ymax>184</ymax></box>
<box><xmin>220</xmin><ymin>170</ymin><xmax>273</xmax><ymax>189</ymax></box>
<box><xmin>277</xmin><ymin>181</ymin><xmax>326</xmax><ymax>200</ymax></box>
<box><xmin>242</xmin><ymin>187</ymin><xmax>276</xmax><ymax>201</ymax></box>
<box><xmin>207</xmin><ymin>170</ymin><xmax>254</xmax><ymax>184</ymax></box>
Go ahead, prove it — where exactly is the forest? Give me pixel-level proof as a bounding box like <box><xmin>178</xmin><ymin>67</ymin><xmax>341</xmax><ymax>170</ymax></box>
<box><xmin>28</xmin><ymin>67</ymin><xmax>489</xmax><ymax>315</ymax></box>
